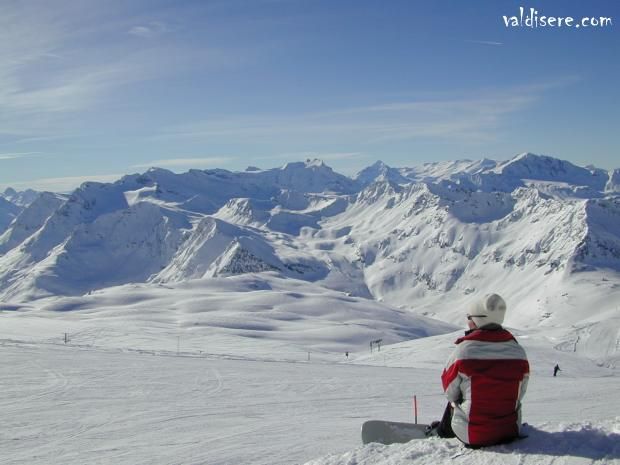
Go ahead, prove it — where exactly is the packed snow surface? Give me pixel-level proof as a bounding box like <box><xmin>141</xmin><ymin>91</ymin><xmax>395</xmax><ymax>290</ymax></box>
<box><xmin>1</xmin><ymin>274</ymin><xmax>620</xmax><ymax>465</ymax></box>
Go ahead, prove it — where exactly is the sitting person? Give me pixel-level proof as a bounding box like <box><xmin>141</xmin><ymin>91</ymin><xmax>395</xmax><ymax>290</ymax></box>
<box><xmin>429</xmin><ymin>293</ymin><xmax>530</xmax><ymax>448</ymax></box>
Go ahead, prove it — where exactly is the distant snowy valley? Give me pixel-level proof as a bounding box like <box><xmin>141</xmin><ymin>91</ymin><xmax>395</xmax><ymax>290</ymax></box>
<box><xmin>1</xmin><ymin>153</ymin><xmax>619</xmax><ymax>464</ymax></box>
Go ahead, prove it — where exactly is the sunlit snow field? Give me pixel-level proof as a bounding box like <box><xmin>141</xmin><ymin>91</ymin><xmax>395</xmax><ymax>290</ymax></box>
<box><xmin>2</xmin><ymin>277</ymin><xmax>619</xmax><ymax>465</ymax></box>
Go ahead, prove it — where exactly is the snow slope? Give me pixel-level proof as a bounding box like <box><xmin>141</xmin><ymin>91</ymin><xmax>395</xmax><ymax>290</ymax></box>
<box><xmin>1</xmin><ymin>187</ymin><xmax>39</xmax><ymax>207</ymax></box>
<box><xmin>0</xmin><ymin>160</ymin><xmax>359</xmax><ymax>299</ymax></box>
<box><xmin>306</xmin><ymin>331</ymin><xmax>620</xmax><ymax>465</ymax></box>
<box><xmin>1</xmin><ymin>290</ymin><xmax>618</xmax><ymax>464</ymax></box>
<box><xmin>0</xmin><ymin>192</ymin><xmax>66</xmax><ymax>255</ymax></box>
<box><xmin>1</xmin><ymin>153</ymin><xmax>619</xmax><ymax>364</ymax></box>
<box><xmin>307</xmin><ymin>420</ymin><xmax>620</xmax><ymax>465</ymax></box>
<box><xmin>2</xmin><ymin>154</ymin><xmax>619</xmax><ymax>465</ymax></box>
<box><xmin>319</xmin><ymin>180</ymin><xmax>620</xmax><ymax>324</ymax></box>
<box><xmin>2</xmin><ymin>273</ymin><xmax>453</xmax><ymax>355</ymax></box>
<box><xmin>0</xmin><ymin>196</ymin><xmax>22</xmax><ymax>234</ymax></box>
<box><xmin>368</xmin><ymin>153</ymin><xmax>618</xmax><ymax>196</ymax></box>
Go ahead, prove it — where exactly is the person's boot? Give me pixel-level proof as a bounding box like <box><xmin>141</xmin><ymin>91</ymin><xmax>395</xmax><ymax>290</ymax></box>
<box><xmin>425</xmin><ymin>421</ymin><xmax>441</xmax><ymax>437</ymax></box>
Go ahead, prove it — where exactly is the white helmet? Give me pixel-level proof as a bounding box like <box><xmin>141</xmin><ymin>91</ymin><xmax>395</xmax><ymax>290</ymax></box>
<box><xmin>467</xmin><ymin>293</ymin><xmax>507</xmax><ymax>327</ymax></box>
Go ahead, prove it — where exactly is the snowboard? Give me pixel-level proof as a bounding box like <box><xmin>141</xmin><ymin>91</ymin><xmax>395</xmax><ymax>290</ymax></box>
<box><xmin>361</xmin><ymin>420</ymin><xmax>430</xmax><ymax>445</ymax></box>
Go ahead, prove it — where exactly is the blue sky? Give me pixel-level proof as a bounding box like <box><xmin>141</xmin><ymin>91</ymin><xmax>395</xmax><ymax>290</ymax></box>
<box><xmin>1</xmin><ymin>0</ymin><xmax>618</xmax><ymax>191</ymax></box>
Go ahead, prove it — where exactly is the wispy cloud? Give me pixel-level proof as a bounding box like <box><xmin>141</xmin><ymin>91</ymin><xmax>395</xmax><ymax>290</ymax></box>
<box><xmin>258</xmin><ymin>151</ymin><xmax>365</xmax><ymax>162</ymax></box>
<box><xmin>128</xmin><ymin>21</ymin><xmax>168</xmax><ymax>38</ymax></box>
<box><xmin>291</xmin><ymin>151</ymin><xmax>363</xmax><ymax>161</ymax></box>
<box><xmin>0</xmin><ymin>173</ymin><xmax>124</xmax><ymax>193</ymax></box>
<box><xmin>131</xmin><ymin>157</ymin><xmax>234</xmax><ymax>169</ymax></box>
<box><xmin>156</xmin><ymin>78</ymin><xmax>578</xmax><ymax>147</ymax></box>
<box><xmin>5</xmin><ymin>134</ymin><xmax>75</xmax><ymax>145</ymax></box>
<box><xmin>0</xmin><ymin>152</ymin><xmax>43</xmax><ymax>160</ymax></box>
<box><xmin>466</xmin><ymin>40</ymin><xmax>504</xmax><ymax>46</ymax></box>
<box><xmin>157</xmin><ymin>89</ymin><xmax>540</xmax><ymax>145</ymax></box>
<box><xmin>0</xmin><ymin>4</ymin><xmax>135</xmax><ymax>137</ymax></box>
<box><xmin>0</xmin><ymin>2</ymin><xmax>256</xmax><ymax>138</ymax></box>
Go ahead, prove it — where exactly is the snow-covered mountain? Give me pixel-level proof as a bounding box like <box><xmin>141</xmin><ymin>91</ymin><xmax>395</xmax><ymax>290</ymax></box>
<box><xmin>0</xmin><ymin>187</ymin><xmax>45</xmax><ymax>236</ymax></box>
<box><xmin>1</xmin><ymin>153</ymin><xmax>619</xmax><ymax>363</ymax></box>
<box><xmin>0</xmin><ymin>196</ymin><xmax>21</xmax><ymax>234</ymax></box>
<box><xmin>0</xmin><ymin>192</ymin><xmax>66</xmax><ymax>255</ymax></box>
<box><xmin>355</xmin><ymin>160</ymin><xmax>410</xmax><ymax>186</ymax></box>
<box><xmin>1</xmin><ymin>187</ymin><xmax>39</xmax><ymax>207</ymax></box>
<box><xmin>358</xmin><ymin>153</ymin><xmax>619</xmax><ymax>196</ymax></box>
<box><xmin>2</xmin><ymin>153</ymin><xmax>620</xmax><ymax>465</ymax></box>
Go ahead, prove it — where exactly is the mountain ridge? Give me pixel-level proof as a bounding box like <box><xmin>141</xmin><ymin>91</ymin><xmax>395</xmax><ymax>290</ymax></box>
<box><xmin>0</xmin><ymin>154</ymin><xmax>618</xmax><ymax>355</ymax></box>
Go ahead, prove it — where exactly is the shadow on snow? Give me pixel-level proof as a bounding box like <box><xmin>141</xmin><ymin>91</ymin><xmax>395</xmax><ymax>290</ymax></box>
<box><xmin>493</xmin><ymin>425</ymin><xmax>620</xmax><ymax>460</ymax></box>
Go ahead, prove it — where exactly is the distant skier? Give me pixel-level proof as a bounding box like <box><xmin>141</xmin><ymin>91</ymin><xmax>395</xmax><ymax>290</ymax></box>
<box><xmin>345</xmin><ymin>351</ymin><xmax>349</xmax><ymax>360</ymax></box>
<box><xmin>427</xmin><ymin>293</ymin><xmax>530</xmax><ymax>448</ymax></box>
<box><xmin>553</xmin><ymin>364</ymin><xmax>561</xmax><ymax>377</ymax></box>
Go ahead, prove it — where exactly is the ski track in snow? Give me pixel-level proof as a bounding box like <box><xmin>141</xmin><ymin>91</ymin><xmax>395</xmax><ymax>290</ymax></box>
<box><xmin>1</xmin><ymin>329</ymin><xmax>619</xmax><ymax>465</ymax></box>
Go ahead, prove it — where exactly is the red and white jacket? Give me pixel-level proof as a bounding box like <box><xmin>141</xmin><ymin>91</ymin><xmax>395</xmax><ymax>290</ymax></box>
<box><xmin>441</xmin><ymin>327</ymin><xmax>529</xmax><ymax>447</ymax></box>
